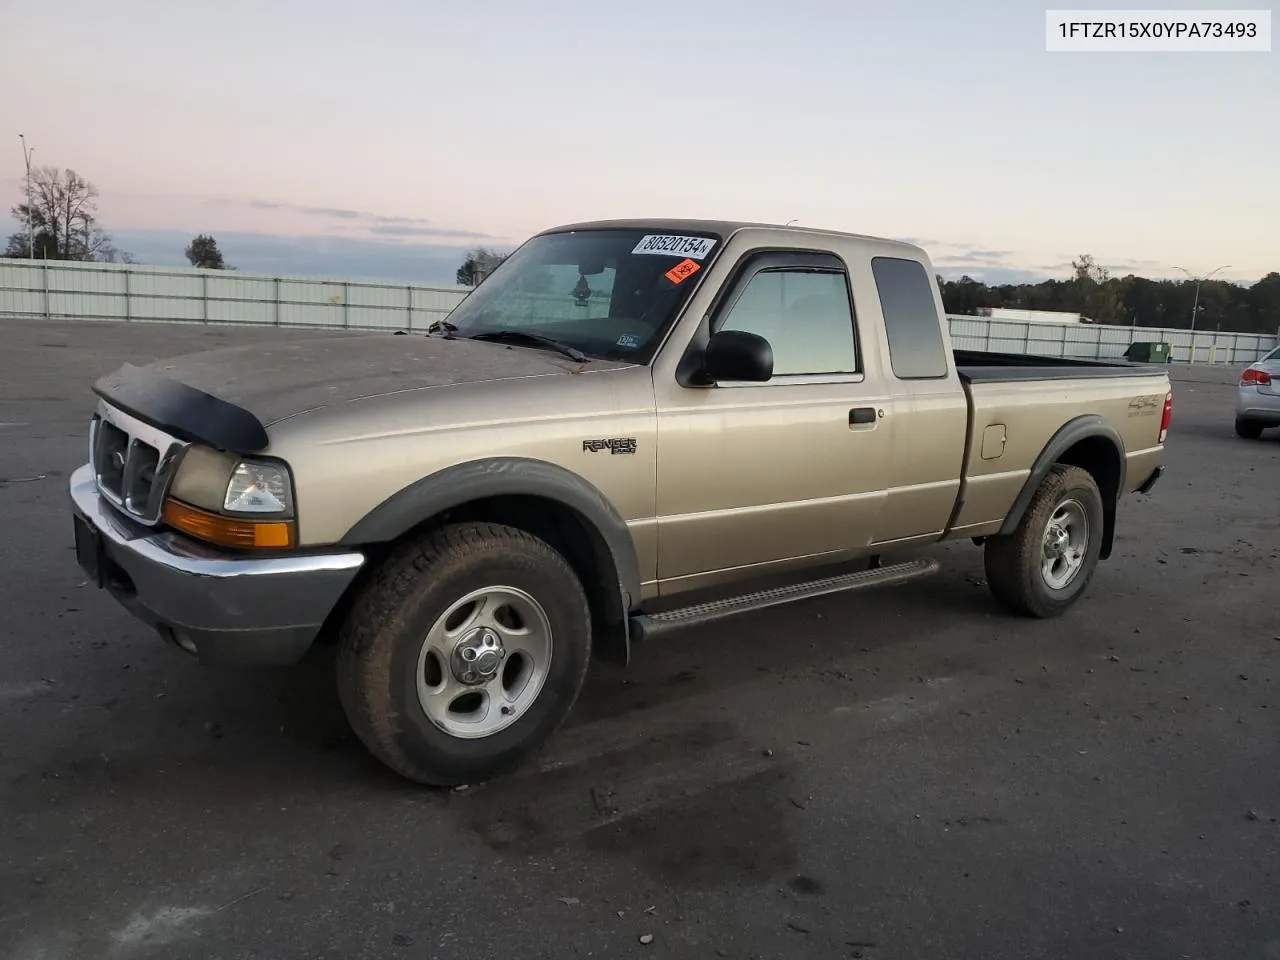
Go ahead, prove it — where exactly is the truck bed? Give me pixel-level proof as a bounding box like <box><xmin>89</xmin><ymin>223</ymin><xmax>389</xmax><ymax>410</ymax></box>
<box><xmin>954</xmin><ymin>349</ymin><xmax>1164</xmax><ymax>384</ymax></box>
<box><xmin>945</xmin><ymin>346</ymin><xmax>1171</xmax><ymax>541</ymax></box>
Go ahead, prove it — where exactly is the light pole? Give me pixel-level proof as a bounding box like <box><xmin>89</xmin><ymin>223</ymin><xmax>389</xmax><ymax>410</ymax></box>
<box><xmin>18</xmin><ymin>134</ymin><xmax>34</xmax><ymax>258</ymax></box>
<box><xmin>1174</xmin><ymin>264</ymin><xmax>1230</xmax><ymax>332</ymax></box>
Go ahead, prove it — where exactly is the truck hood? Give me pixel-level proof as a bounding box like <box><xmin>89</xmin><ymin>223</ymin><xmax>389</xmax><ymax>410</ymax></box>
<box><xmin>135</xmin><ymin>333</ymin><xmax>632</xmax><ymax>426</ymax></box>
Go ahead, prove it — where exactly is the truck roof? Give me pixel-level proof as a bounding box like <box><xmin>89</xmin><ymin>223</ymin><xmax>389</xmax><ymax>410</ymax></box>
<box><xmin>537</xmin><ymin>218</ymin><xmax>927</xmax><ymax>256</ymax></box>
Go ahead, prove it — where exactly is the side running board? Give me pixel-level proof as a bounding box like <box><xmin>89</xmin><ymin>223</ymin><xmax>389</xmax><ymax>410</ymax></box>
<box><xmin>629</xmin><ymin>557</ymin><xmax>940</xmax><ymax>643</ymax></box>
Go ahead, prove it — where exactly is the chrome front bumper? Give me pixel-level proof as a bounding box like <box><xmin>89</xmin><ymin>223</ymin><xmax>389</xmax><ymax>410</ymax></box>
<box><xmin>69</xmin><ymin>463</ymin><xmax>365</xmax><ymax>666</ymax></box>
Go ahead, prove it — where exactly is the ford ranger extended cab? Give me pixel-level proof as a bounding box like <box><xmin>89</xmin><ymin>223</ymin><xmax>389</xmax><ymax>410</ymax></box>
<box><xmin>68</xmin><ymin>219</ymin><xmax>1171</xmax><ymax>786</ymax></box>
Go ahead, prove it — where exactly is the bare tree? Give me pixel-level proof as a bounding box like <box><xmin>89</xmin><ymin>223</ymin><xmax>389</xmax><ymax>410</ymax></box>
<box><xmin>4</xmin><ymin>165</ymin><xmax>132</xmax><ymax>262</ymax></box>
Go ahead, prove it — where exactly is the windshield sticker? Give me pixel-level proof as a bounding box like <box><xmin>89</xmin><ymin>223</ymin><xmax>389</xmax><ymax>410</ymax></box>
<box><xmin>631</xmin><ymin>235</ymin><xmax>717</xmax><ymax>259</ymax></box>
<box><xmin>664</xmin><ymin>258</ymin><xmax>701</xmax><ymax>285</ymax></box>
<box><xmin>616</xmin><ymin>333</ymin><xmax>643</xmax><ymax>349</ymax></box>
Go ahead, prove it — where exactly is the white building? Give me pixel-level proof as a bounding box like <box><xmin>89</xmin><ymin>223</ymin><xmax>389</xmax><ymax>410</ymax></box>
<box><xmin>977</xmin><ymin>307</ymin><xmax>1094</xmax><ymax>324</ymax></box>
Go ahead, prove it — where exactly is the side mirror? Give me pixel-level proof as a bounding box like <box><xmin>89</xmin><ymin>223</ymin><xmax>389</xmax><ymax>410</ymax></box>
<box><xmin>702</xmin><ymin>329</ymin><xmax>773</xmax><ymax>383</ymax></box>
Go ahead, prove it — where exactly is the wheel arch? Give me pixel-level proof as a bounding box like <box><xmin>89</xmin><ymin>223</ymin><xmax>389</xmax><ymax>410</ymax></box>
<box><xmin>999</xmin><ymin>416</ymin><xmax>1126</xmax><ymax>560</ymax></box>
<box><xmin>337</xmin><ymin>457</ymin><xmax>641</xmax><ymax>665</ymax></box>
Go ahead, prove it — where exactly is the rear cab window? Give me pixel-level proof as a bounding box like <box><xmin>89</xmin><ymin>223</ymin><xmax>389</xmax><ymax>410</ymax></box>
<box><xmin>871</xmin><ymin>256</ymin><xmax>950</xmax><ymax>380</ymax></box>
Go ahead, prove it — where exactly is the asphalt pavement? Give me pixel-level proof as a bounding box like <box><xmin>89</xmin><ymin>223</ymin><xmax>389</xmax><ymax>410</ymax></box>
<box><xmin>2</xmin><ymin>319</ymin><xmax>1278</xmax><ymax>960</ymax></box>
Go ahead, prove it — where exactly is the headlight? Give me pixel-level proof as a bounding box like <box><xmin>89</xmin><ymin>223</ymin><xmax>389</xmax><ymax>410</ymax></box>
<box><xmin>163</xmin><ymin>450</ymin><xmax>298</xmax><ymax>549</ymax></box>
<box><xmin>224</xmin><ymin>460</ymin><xmax>294</xmax><ymax>515</ymax></box>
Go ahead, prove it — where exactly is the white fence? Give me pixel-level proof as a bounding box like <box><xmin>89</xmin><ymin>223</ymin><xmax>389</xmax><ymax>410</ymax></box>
<box><xmin>0</xmin><ymin>259</ymin><xmax>469</xmax><ymax>333</ymax></box>
<box><xmin>2</xmin><ymin>259</ymin><xmax>1276</xmax><ymax>365</ymax></box>
<box><xmin>946</xmin><ymin>315</ymin><xmax>1277</xmax><ymax>365</ymax></box>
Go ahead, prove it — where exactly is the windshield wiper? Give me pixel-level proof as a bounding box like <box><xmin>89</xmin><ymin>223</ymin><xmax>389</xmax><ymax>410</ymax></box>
<box><xmin>426</xmin><ymin>320</ymin><xmax>458</xmax><ymax>338</ymax></box>
<box><xmin>466</xmin><ymin>330</ymin><xmax>587</xmax><ymax>363</ymax></box>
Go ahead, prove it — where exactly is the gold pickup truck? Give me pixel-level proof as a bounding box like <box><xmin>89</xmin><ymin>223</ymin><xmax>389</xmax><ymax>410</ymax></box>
<box><xmin>68</xmin><ymin>219</ymin><xmax>1171</xmax><ymax>785</ymax></box>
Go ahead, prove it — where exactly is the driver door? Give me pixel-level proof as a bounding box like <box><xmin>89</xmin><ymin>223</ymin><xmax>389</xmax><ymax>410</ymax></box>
<box><xmin>652</xmin><ymin>251</ymin><xmax>895</xmax><ymax>594</ymax></box>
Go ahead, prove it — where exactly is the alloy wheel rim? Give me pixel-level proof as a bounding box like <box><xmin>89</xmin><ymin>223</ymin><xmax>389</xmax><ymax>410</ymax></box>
<box><xmin>414</xmin><ymin>585</ymin><xmax>553</xmax><ymax>739</ymax></box>
<box><xmin>1041</xmin><ymin>498</ymin><xmax>1090</xmax><ymax>590</ymax></box>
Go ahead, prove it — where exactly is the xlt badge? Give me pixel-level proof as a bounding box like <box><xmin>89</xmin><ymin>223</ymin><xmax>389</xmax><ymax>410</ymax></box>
<box><xmin>583</xmin><ymin>438</ymin><xmax>637</xmax><ymax>455</ymax></box>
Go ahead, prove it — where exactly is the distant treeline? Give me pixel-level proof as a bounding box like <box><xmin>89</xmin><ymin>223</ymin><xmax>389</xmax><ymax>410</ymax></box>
<box><xmin>938</xmin><ymin>256</ymin><xmax>1280</xmax><ymax>334</ymax></box>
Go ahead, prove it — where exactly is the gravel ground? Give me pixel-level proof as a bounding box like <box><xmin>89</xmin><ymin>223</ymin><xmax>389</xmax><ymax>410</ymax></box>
<box><xmin>1</xmin><ymin>319</ymin><xmax>1278</xmax><ymax>960</ymax></box>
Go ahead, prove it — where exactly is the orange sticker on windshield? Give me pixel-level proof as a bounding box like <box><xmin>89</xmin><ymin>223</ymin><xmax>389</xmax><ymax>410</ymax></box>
<box><xmin>665</xmin><ymin>258</ymin><xmax>701</xmax><ymax>285</ymax></box>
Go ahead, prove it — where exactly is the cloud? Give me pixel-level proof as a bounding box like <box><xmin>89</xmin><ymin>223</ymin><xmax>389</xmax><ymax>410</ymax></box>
<box><xmin>1052</xmin><ymin>254</ymin><xmax>1166</xmax><ymax>272</ymax></box>
<box><xmin>936</xmin><ymin>265</ymin><xmax>1067</xmax><ymax>285</ymax></box>
<box><xmin>899</xmin><ymin>237</ymin><xmax>1012</xmax><ymax>258</ymax></box>
<box><xmin>203</xmin><ymin>196</ymin><xmax>500</xmax><ymax>241</ymax></box>
<box><xmin>247</xmin><ymin>200</ymin><xmax>366</xmax><ymax>220</ymax></box>
<box><xmin>903</xmin><ymin>238</ymin><xmax>1029</xmax><ymax>273</ymax></box>
<box><xmin>373</xmin><ymin>215</ymin><xmax>435</xmax><ymax>226</ymax></box>
<box><xmin>1106</xmin><ymin>259</ymin><xmax>1167</xmax><ymax>273</ymax></box>
<box><xmin>935</xmin><ymin>255</ymin><xmax>1014</xmax><ymax>269</ymax></box>
<box><xmin>368</xmin><ymin>223</ymin><xmax>494</xmax><ymax>239</ymax></box>
<box><xmin>956</xmin><ymin>248</ymin><xmax>1014</xmax><ymax>262</ymax></box>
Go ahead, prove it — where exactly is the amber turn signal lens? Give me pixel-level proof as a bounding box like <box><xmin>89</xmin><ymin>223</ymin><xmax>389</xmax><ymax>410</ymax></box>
<box><xmin>162</xmin><ymin>498</ymin><xmax>295</xmax><ymax>549</ymax></box>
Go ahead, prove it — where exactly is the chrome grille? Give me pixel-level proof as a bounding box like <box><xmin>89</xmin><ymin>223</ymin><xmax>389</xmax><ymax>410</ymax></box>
<box><xmin>89</xmin><ymin>403</ymin><xmax>187</xmax><ymax>525</ymax></box>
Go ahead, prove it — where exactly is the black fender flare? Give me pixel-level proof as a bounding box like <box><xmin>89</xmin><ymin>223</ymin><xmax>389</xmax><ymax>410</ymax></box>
<box><xmin>339</xmin><ymin>457</ymin><xmax>642</xmax><ymax>653</ymax></box>
<box><xmin>998</xmin><ymin>415</ymin><xmax>1126</xmax><ymax>559</ymax></box>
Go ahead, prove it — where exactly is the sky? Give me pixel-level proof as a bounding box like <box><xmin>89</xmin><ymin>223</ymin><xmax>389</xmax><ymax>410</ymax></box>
<box><xmin>1</xmin><ymin>0</ymin><xmax>1276</xmax><ymax>285</ymax></box>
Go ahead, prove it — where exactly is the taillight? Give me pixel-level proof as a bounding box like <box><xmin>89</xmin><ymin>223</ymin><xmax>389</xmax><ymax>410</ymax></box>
<box><xmin>1241</xmin><ymin>367</ymin><xmax>1272</xmax><ymax>386</ymax></box>
<box><xmin>1158</xmin><ymin>390</ymin><xmax>1172</xmax><ymax>444</ymax></box>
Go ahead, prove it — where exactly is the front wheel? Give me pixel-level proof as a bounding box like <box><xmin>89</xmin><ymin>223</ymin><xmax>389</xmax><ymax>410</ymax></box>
<box><xmin>336</xmin><ymin>522</ymin><xmax>592</xmax><ymax>786</ymax></box>
<box><xmin>984</xmin><ymin>465</ymin><xmax>1105</xmax><ymax>618</ymax></box>
<box><xmin>1235</xmin><ymin>417</ymin><xmax>1264</xmax><ymax>439</ymax></box>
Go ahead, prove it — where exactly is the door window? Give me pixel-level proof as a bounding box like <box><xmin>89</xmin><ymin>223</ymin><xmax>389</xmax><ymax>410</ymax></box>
<box><xmin>717</xmin><ymin>268</ymin><xmax>859</xmax><ymax>376</ymax></box>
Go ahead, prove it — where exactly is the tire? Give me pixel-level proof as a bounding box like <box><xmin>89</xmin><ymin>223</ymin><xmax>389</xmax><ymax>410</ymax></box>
<box><xmin>1235</xmin><ymin>418</ymin><xmax>1264</xmax><ymax>439</ymax></box>
<box><xmin>336</xmin><ymin>521</ymin><xmax>592</xmax><ymax>786</ymax></box>
<box><xmin>984</xmin><ymin>464</ymin><xmax>1105</xmax><ymax>619</ymax></box>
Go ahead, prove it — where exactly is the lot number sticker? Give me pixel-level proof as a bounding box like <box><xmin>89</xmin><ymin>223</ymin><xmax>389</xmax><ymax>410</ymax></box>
<box><xmin>632</xmin><ymin>235</ymin><xmax>717</xmax><ymax>259</ymax></box>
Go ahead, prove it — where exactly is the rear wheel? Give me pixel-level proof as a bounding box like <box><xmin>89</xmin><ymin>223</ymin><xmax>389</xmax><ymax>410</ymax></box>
<box><xmin>336</xmin><ymin>522</ymin><xmax>592</xmax><ymax>786</ymax></box>
<box><xmin>1235</xmin><ymin>417</ymin><xmax>1264</xmax><ymax>439</ymax></box>
<box><xmin>984</xmin><ymin>465</ymin><xmax>1105</xmax><ymax>618</ymax></box>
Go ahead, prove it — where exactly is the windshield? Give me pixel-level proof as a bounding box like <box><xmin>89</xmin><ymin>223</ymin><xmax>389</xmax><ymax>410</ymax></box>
<box><xmin>442</xmin><ymin>228</ymin><xmax>722</xmax><ymax>363</ymax></box>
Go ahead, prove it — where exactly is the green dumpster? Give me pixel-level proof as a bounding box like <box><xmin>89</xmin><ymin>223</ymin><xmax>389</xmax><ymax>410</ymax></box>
<box><xmin>1124</xmin><ymin>341</ymin><xmax>1171</xmax><ymax>363</ymax></box>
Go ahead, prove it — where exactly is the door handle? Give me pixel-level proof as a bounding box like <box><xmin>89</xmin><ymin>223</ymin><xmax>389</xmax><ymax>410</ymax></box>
<box><xmin>849</xmin><ymin>407</ymin><xmax>877</xmax><ymax>425</ymax></box>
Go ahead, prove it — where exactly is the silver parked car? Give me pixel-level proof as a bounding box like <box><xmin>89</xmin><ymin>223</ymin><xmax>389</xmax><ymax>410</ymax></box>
<box><xmin>1235</xmin><ymin>343</ymin><xmax>1280</xmax><ymax>438</ymax></box>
